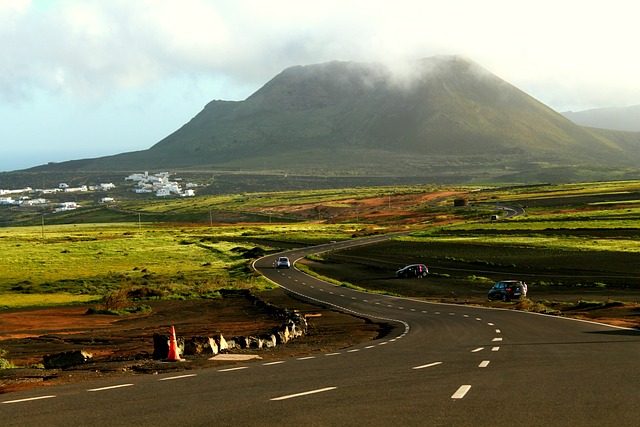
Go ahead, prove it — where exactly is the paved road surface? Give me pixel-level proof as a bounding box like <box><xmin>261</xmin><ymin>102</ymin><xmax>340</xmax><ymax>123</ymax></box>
<box><xmin>2</xmin><ymin>234</ymin><xmax>639</xmax><ymax>426</ymax></box>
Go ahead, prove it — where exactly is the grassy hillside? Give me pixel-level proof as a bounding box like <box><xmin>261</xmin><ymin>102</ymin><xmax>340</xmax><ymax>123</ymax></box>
<box><xmin>24</xmin><ymin>56</ymin><xmax>640</xmax><ymax>183</ymax></box>
<box><xmin>2</xmin><ymin>180</ymin><xmax>639</xmax><ymax>309</ymax></box>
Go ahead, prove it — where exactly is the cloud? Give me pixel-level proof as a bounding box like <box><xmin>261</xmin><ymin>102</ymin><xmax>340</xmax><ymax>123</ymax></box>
<box><xmin>1</xmin><ymin>0</ymin><xmax>639</xmax><ymax>111</ymax></box>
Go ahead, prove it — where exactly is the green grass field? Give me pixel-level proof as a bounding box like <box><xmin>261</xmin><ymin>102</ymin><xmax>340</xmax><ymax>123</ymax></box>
<box><xmin>1</xmin><ymin>180</ymin><xmax>639</xmax><ymax>307</ymax></box>
<box><xmin>0</xmin><ymin>222</ymin><xmax>364</xmax><ymax>308</ymax></box>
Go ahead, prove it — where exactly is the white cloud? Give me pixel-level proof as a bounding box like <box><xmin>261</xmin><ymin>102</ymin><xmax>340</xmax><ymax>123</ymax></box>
<box><xmin>1</xmin><ymin>0</ymin><xmax>640</xmax><ymax>171</ymax></box>
<box><xmin>3</xmin><ymin>0</ymin><xmax>639</xmax><ymax>108</ymax></box>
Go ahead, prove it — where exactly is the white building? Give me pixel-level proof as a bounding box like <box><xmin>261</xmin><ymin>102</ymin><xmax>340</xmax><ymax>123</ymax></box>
<box><xmin>98</xmin><ymin>183</ymin><xmax>116</xmax><ymax>191</ymax></box>
<box><xmin>0</xmin><ymin>197</ymin><xmax>17</xmax><ymax>205</ymax></box>
<box><xmin>20</xmin><ymin>198</ymin><xmax>47</xmax><ymax>206</ymax></box>
<box><xmin>55</xmin><ymin>202</ymin><xmax>78</xmax><ymax>212</ymax></box>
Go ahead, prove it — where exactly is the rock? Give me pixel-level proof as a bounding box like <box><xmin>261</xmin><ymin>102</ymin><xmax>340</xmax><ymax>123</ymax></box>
<box><xmin>273</xmin><ymin>325</ymin><xmax>290</xmax><ymax>344</ymax></box>
<box><xmin>233</xmin><ymin>336</ymin><xmax>250</xmax><ymax>349</ymax></box>
<box><xmin>184</xmin><ymin>336</ymin><xmax>218</xmax><ymax>356</ymax></box>
<box><xmin>43</xmin><ymin>350</ymin><xmax>93</xmax><ymax>369</ymax></box>
<box><xmin>248</xmin><ymin>336</ymin><xmax>263</xmax><ymax>349</ymax></box>
<box><xmin>261</xmin><ymin>334</ymin><xmax>277</xmax><ymax>348</ymax></box>
<box><xmin>213</xmin><ymin>334</ymin><xmax>229</xmax><ymax>352</ymax></box>
<box><xmin>152</xmin><ymin>333</ymin><xmax>185</xmax><ymax>360</ymax></box>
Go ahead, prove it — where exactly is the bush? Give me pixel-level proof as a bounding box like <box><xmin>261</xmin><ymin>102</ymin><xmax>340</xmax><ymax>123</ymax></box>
<box><xmin>86</xmin><ymin>304</ymin><xmax>151</xmax><ymax>316</ymax></box>
<box><xmin>102</xmin><ymin>288</ymin><xmax>131</xmax><ymax>310</ymax></box>
<box><xmin>0</xmin><ymin>349</ymin><xmax>15</xmax><ymax>369</ymax></box>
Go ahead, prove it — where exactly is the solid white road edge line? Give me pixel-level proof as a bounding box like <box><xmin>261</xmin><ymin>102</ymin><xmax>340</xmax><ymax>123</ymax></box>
<box><xmin>270</xmin><ymin>386</ymin><xmax>337</xmax><ymax>401</ymax></box>
<box><xmin>452</xmin><ymin>385</ymin><xmax>472</xmax><ymax>399</ymax></box>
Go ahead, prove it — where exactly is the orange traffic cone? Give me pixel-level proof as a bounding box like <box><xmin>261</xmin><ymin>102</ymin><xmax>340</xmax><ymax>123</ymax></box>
<box><xmin>166</xmin><ymin>325</ymin><xmax>183</xmax><ymax>362</ymax></box>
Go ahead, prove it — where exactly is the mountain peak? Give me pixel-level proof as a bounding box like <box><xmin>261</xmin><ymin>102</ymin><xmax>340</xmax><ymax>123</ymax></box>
<box><xmin>29</xmin><ymin>57</ymin><xmax>640</xmax><ymax>183</ymax></box>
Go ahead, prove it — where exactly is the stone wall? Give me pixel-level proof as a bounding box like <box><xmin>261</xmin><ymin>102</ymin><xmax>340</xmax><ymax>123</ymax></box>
<box><xmin>153</xmin><ymin>293</ymin><xmax>309</xmax><ymax>359</ymax></box>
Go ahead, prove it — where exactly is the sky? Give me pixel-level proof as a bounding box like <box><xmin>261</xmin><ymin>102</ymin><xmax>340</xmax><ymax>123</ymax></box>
<box><xmin>2</xmin><ymin>0</ymin><xmax>639</xmax><ymax>172</ymax></box>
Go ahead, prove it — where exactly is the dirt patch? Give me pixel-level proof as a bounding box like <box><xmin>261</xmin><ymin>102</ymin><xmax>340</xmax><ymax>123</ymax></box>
<box><xmin>0</xmin><ymin>288</ymin><xmax>383</xmax><ymax>394</ymax></box>
<box><xmin>255</xmin><ymin>190</ymin><xmax>466</xmax><ymax>225</ymax></box>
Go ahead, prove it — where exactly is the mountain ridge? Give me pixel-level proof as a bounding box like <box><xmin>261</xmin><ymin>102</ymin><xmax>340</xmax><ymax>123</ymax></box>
<box><xmin>25</xmin><ymin>55</ymin><xmax>640</xmax><ymax>183</ymax></box>
<box><xmin>563</xmin><ymin>105</ymin><xmax>640</xmax><ymax>132</ymax></box>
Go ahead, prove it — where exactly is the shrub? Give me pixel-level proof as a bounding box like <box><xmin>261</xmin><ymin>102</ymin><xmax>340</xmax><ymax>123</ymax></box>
<box><xmin>86</xmin><ymin>304</ymin><xmax>151</xmax><ymax>316</ymax></box>
<box><xmin>102</xmin><ymin>287</ymin><xmax>131</xmax><ymax>310</ymax></box>
<box><xmin>467</xmin><ymin>275</ymin><xmax>494</xmax><ymax>284</ymax></box>
<box><xmin>0</xmin><ymin>349</ymin><xmax>15</xmax><ymax>369</ymax></box>
<box><xmin>575</xmin><ymin>300</ymin><xmax>605</xmax><ymax>309</ymax></box>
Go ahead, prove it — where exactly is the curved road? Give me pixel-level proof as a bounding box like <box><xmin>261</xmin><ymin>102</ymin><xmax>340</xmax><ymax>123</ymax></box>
<box><xmin>2</xmin><ymin>234</ymin><xmax>639</xmax><ymax>426</ymax></box>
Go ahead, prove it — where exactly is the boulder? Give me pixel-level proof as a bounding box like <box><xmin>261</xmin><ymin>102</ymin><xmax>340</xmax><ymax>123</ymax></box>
<box><xmin>248</xmin><ymin>336</ymin><xmax>263</xmax><ymax>349</ymax></box>
<box><xmin>213</xmin><ymin>334</ymin><xmax>229</xmax><ymax>352</ymax></box>
<box><xmin>273</xmin><ymin>325</ymin><xmax>290</xmax><ymax>344</ymax></box>
<box><xmin>43</xmin><ymin>350</ymin><xmax>93</xmax><ymax>369</ymax></box>
<box><xmin>184</xmin><ymin>336</ymin><xmax>218</xmax><ymax>356</ymax></box>
<box><xmin>233</xmin><ymin>336</ymin><xmax>250</xmax><ymax>349</ymax></box>
<box><xmin>152</xmin><ymin>333</ymin><xmax>185</xmax><ymax>360</ymax></box>
<box><xmin>261</xmin><ymin>334</ymin><xmax>277</xmax><ymax>348</ymax></box>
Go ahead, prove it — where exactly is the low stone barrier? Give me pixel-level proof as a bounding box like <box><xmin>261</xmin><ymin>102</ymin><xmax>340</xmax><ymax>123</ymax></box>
<box><xmin>43</xmin><ymin>292</ymin><xmax>311</xmax><ymax>367</ymax></box>
<box><xmin>43</xmin><ymin>350</ymin><xmax>93</xmax><ymax>369</ymax></box>
<box><xmin>153</xmin><ymin>308</ymin><xmax>309</xmax><ymax>359</ymax></box>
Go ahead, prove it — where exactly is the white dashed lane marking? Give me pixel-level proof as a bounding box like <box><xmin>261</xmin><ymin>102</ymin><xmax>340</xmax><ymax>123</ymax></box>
<box><xmin>87</xmin><ymin>384</ymin><xmax>134</xmax><ymax>392</ymax></box>
<box><xmin>219</xmin><ymin>367</ymin><xmax>249</xmax><ymax>372</ymax></box>
<box><xmin>413</xmin><ymin>361</ymin><xmax>443</xmax><ymax>370</ymax></box>
<box><xmin>270</xmin><ymin>386</ymin><xmax>337</xmax><ymax>401</ymax></box>
<box><xmin>2</xmin><ymin>395</ymin><xmax>56</xmax><ymax>404</ymax></box>
<box><xmin>452</xmin><ymin>385</ymin><xmax>472</xmax><ymax>399</ymax></box>
<box><xmin>479</xmin><ymin>360</ymin><xmax>491</xmax><ymax>368</ymax></box>
<box><xmin>159</xmin><ymin>374</ymin><xmax>197</xmax><ymax>381</ymax></box>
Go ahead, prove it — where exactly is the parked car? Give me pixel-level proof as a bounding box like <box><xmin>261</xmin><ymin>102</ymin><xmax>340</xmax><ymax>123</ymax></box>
<box><xmin>275</xmin><ymin>256</ymin><xmax>291</xmax><ymax>269</ymax></box>
<box><xmin>395</xmin><ymin>264</ymin><xmax>429</xmax><ymax>278</ymax></box>
<box><xmin>488</xmin><ymin>280</ymin><xmax>527</xmax><ymax>302</ymax></box>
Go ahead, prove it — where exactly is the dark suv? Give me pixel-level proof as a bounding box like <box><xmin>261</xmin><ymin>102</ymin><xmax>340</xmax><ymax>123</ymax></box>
<box><xmin>395</xmin><ymin>264</ymin><xmax>429</xmax><ymax>278</ymax></box>
<box><xmin>488</xmin><ymin>280</ymin><xmax>527</xmax><ymax>302</ymax></box>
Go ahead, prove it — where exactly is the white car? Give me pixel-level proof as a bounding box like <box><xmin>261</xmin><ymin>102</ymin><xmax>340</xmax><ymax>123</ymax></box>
<box><xmin>275</xmin><ymin>257</ymin><xmax>291</xmax><ymax>268</ymax></box>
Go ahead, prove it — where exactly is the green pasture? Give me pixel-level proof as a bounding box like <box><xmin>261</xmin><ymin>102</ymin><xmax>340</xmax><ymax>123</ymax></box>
<box><xmin>472</xmin><ymin>180</ymin><xmax>640</xmax><ymax>202</ymax></box>
<box><xmin>400</xmin><ymin>234</ymin><xmax>640</xmax><ymax>253</ymax></box>
<box><xmin>2</xmin><ymin>179</ymin><xmax>640</xmax><ymax>308</ymax></box>
<box><xmin>0</xmin><ymin>292</ymin><xmax>100</xmax><ymax>309</ymax></box>
<box><xmin>0</xmin><ymin>222</ymin><xmax>364</xmax><ymax>307</ymax></box>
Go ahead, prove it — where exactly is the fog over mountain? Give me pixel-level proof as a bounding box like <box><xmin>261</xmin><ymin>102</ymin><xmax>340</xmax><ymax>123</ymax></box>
<box><xmin>23</xmin><ymin>56</ymin><xmax>640</xmax><ymax>184</ymax></box>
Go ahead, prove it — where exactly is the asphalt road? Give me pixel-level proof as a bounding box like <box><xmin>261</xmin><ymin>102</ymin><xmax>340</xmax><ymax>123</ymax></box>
<box><xmin>2</xmin><ymin>234</ymin><xmax>639</xmax><ymax>426</ymax></box>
